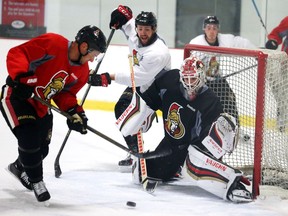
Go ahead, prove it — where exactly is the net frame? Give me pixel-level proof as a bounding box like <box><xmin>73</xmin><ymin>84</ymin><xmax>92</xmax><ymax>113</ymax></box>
<box><xmin>184</xmin><ymin>44</ymin><xmax>288</xmax><ymax>199</ymax></box>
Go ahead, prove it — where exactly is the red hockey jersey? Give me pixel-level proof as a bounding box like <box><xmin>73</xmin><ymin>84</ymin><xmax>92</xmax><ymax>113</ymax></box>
<box><xmin>6</xmin><ymin>33</ymin><xmax>89</xmax><ymax>117</ymax></box>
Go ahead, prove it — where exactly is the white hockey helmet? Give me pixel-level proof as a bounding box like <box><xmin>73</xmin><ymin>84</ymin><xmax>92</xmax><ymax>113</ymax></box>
<box><xmin>179</xmin><ymin>56</ymin><xmax>205</xmax><ymax>97</ymax></box>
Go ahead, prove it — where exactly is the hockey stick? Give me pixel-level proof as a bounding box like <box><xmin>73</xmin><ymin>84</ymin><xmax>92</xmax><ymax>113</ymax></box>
<box><xmin>54</xmin><ymin>29</ymin><xmax>115</xmax><ymax>178</ymax></box>
<box><xmin>128</xmin><ymin>55</ymin><xmax>159</xmax><ymax>193</ymax></box>
<box><xmin>33</xmin><ymin>95</ymin><xmax>171</xmax><ymax>160</ymax></box>
<box><xmin>222</xmin><ymin>64</ymin><xmax>257</xmax><ymax>79</ymax></box>
<box><xmin>251</xmin><ymin>0</ymin><xmax>268</xmax><ymax>35</ymax></box>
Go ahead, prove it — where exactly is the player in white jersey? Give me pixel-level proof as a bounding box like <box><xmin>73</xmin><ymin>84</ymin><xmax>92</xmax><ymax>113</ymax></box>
<box><xmin>189</xmin><ymin>16</ymin><xmax>256</xmax><ymax>49</ymax></box>
<box><xmin>88</xmin><ymin>5</ymin><xmax>171</xmax><ymax>167</ymax></box>
<box><xmin>189</xmin><ymin>16</ymin><xmax>256</xmax><ymax>141</ymax></box>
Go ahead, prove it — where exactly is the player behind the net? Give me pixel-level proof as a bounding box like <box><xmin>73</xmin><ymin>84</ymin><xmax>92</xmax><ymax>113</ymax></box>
<box><xmin>116</xmin><ymin>56</ymin><xmax>252</xmax><ymax>203</ymax></box>
<box><xmin>190</xmin><ymin>15</ymin><xmax>257</xmax><ymax>141</ymax></box>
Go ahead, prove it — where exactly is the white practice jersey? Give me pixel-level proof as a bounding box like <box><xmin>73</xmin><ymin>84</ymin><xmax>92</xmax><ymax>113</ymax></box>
<box><xmin>189</xmin><ymin>33</ymin><xmax>256</xmax><ymax>49</ymax></box>
<box><xmin>115</xmin><ymin>18</ymin><xmax>171</xmax><ymax>93</ymax></box>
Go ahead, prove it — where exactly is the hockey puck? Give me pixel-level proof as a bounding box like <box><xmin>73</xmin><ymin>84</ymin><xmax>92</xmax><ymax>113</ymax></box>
<box><xmin>126</xmin><ymin>201</ymin><xmax>136</xmax><ymax>207</ymax></box>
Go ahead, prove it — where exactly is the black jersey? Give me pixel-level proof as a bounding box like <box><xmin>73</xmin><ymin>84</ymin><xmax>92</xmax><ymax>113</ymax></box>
<box><xmin>142</xmin><ymin>69</ymin><xmax>224</xmax><ymax>148</ymax></box>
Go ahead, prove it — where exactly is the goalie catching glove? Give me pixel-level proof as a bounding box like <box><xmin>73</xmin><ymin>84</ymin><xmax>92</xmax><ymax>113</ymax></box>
<box><xmin>66</xmin><ymin>105</ymin><xmax>88</xmax><ymax>134</ymax></box>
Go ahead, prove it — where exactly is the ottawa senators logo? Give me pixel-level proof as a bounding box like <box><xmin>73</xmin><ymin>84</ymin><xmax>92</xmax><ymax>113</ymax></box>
<box><xmin>36</xmin><ymin>70</ymin><xmax>69</xmax><ymax>100</ymax></box>
<box><xmin>132</xmin><ymin>49</ymin><xmax>140</xmax><ymax>66</ymax></box>
<box><xmin>164</xmin><ymin>103</ymin><xmax>185</xmax><ymax>139</ymax></box>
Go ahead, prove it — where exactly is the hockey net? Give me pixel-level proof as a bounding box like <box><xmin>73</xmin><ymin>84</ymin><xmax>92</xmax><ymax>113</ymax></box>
<box><xmin>184</xmin><ymin>44</ymin><xmax>288</xmax><ymax>199</ymax></box>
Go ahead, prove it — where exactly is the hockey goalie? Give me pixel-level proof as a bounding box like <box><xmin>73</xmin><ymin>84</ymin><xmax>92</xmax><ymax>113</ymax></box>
<box><xmin>116</xmin><ymin>56</ymin><xmax>252</xmax><ymax>203</ymax></box>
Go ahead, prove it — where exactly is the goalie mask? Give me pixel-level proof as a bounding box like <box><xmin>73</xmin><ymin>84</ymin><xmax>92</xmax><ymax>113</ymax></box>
<box><xmin>179</xmin><ymin>56</ymin><xmax>205</xmax><ymax>101</ymax></box>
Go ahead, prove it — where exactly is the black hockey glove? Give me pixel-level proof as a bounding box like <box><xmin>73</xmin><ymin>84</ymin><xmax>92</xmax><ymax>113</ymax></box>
<box><xmin>88</xmin><ymin>72</ymin><xmax>111</xmax><ymax>87</ymax></box>
<box><xmin>265</xmin><ymin>39</ymin><xmax>278</xmax><ymax>50</ymax></box>
<box><xmin>6</xmin><ymin>71</ymin><xmax>37</xmax><ymax>100</ymax></box>
<box><xmin>66</xmin><ymin>105</ymin><xmax>88</xmax><ymax>134</ymax></box>
<box><xmin>109</xmin><ymin>5</ymin><xmax>132</xmax><ymax>29</ymax></box>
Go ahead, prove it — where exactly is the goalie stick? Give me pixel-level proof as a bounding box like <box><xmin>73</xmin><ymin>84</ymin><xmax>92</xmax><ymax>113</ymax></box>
<box><xmin>54</xmin><ymin>29</ymin><xmax>115</xmax><ymax>178</ymax></box>
<box><xmin>128</xmin><ymin>55</ymin><xmax>159</xmax><ymax>193</ymax></box>
<box><xmin>33</xmin><ymin>95</ymin><xmax>171</xmax><ymax>160</ymax></box>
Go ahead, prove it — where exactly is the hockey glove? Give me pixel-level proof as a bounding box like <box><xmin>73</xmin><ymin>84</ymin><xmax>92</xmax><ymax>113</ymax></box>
<box><xmin>6</xmin><ymin>72</ymin><xmax>37</xmax><ymax>100</ymax></box>
<box><xmin>109</xmin><ymin>5</ymin><xmax>133</xmax><ymax>29</ymax></box>
<box><xmin>265</xmin><ymin>39</ymin><xmax>278</xmax><ymax>50</ymax></box>
<box><xmin>88</xmin><ymin>72</ymin><xmax>111</xmax><ymax>87</ymax></box>
<box><xmin>66</xmin><ymin>105</ymin><xmax>88</xmax><ymax>134</ymax></box>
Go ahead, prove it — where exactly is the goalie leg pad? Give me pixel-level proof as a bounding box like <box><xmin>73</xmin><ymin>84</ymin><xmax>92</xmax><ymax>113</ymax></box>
<box><xmin>115</xmin><ymin>92</ymin><xmax>154</xmax><ymax>136</ymax></box>
<box><xmin>184</xmin><ymin>145</ymin><xmax>252</xmax><ymax>202</ymax></box>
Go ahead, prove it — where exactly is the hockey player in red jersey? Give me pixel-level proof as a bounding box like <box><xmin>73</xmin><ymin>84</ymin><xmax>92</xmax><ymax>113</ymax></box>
<box><xmin>265</xmin><ymin>16</ymin><xmax>288</xmax><ymax>54</ymax></box>
<box><xmin>116</xmin><ymin>56</ymin><xmax>252</xmax><ymax>203</ymax></box>
<box><xmin>0</xmin><ymin>25</ymin><xmax>107</xmax><ymax>202</ymax></box>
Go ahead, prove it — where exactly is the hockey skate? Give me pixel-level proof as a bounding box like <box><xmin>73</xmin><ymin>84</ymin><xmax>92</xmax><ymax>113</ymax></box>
<box><xmin>7</xmin><ymin>160</ymin><xmax>32</xmax><ymax>190</ymax></box>
<box><xmin>32</xmin><ymin>181</ymin><xmax>51</xmax><ymax>202</ymax></box>
<box><xmin>227</xmin><ymin>180</ymin><xmax>252</xmax><ymax>203</ymax></box>
<box><xmin>118</xmin><ymin>154</ymin><xmax>133</xmax><ymax>172</ymax></box>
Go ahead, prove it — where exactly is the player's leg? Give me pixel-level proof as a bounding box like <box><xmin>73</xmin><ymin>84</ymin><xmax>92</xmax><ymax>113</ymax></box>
<box><xmin>132</xmin><ymin>137</ymin><xmax>188</xmax><ymax>183</ymax></box>
<box><xmin>0</xmin><ymin>90</ymin><xmax>50</xmax><ymax>202</ymax></box>
<box><xmin>114</xmin><ymin>87</ymin><xmax>138</xmax><ymax>167</ymax></box>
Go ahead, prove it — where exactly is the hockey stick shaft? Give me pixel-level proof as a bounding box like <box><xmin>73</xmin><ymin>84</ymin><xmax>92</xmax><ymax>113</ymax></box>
<box><xmin>32</xmin><ymin>95</ymin><xmax>138</xmax><ymax>155</ymax></box>
<box><xmin>128</xmin><ymin>55</ymin><xmax>151</xmax><ymax>191</ymax></box>
<box><xmin>222</xmin><ymin>64</ymin><xmax>257</xmax><ymax>79</ymax></box>
<box><xmin>33</xmin><ymin>95</ymin><xmax>169</xmax><ymax>159</ymax></box>
<box><xmin>251</xmin><ymin>0</ymin><xmax>268</xmax><ymax>35</ymax></box>
<box><xmin>54</xmin><ymin>29</ymin><xmax>115</xmax><ymax>177</ymax></box>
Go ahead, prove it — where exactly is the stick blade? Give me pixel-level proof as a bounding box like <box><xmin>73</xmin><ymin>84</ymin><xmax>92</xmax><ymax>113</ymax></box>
<box><xmin>54</xmin><ymin>164</ymin><xmax>62</xmax><ymax>178</ymax></box>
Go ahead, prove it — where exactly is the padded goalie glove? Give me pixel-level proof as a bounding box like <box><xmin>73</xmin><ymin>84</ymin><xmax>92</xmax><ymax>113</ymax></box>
<box><xmin>202</xmin><ymin>113</ymin><xmax>239</xmax><ymax>159</ymax></box>
<box><xmin>66</xmin><ymin>105</ymin><xmax>88</xmax><ymax>134</ymax></box>
<box><xmin>265</xmin><ymin>39</ymin><xmax>278</xmax><ymax>50</ymax></box>
<box><xmin>6</xmin><ymin>72</ymin><xmax>37</xmax><ymax>100</ymax></box>
<box><xmin>109</xmin><ymin>5</ymin><xmax>133</xmax><ymax>29</ymax></box>
<box><xmin>88</xmin><ymin>72</ymin><xmax>111</xmax><ymax>87</ymax></box>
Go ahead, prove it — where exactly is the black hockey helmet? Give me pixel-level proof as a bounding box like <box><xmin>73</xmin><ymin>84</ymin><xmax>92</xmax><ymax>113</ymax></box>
<box><xmin>75</xmin><ymin>25</ymin><xmax>107</xmax><ymax>53</ymax></box>
<box><xmin>135</xmin><ymin>11</ymin><xmax>157</xmax><ymax>28</ymax></box>
<box><xmin>203</xmin><ymin>16</ymin><xmax>220</xmax><ymax>29</ymax></box>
